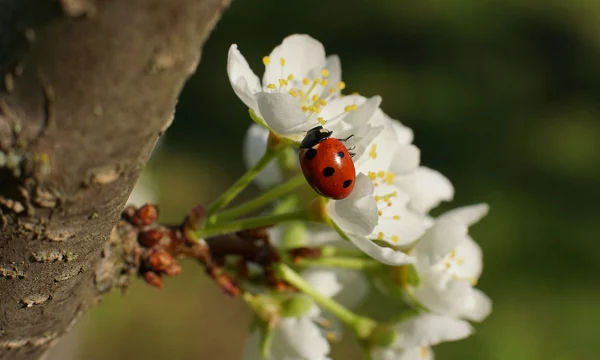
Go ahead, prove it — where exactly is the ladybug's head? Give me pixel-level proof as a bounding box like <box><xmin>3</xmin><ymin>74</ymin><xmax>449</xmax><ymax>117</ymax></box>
<box><xmin>299</xmin><ymin>126</ymin><xmax>333</xmax><ymax>148</ymax></box>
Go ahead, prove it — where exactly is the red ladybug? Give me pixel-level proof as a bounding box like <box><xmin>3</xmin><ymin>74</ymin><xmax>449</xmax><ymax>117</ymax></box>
<box><xmin>299</xmin><ymin>126</ymin><xmax>356</xmax><ymax>200</ymax></box>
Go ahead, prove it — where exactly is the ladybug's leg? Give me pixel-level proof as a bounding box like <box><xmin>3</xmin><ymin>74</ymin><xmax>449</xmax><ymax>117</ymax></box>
<box><xmin>349</xmin><ymin>152</ymin><xmax>356</xmax><ymax>158</ymax></box>
<box><xmin>337</xmin><ymin>134</ymin><xmax>354</xmax><ymax>142</ymax></box>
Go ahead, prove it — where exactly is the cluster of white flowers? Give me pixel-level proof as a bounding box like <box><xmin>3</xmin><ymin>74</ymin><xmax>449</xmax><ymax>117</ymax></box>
<box><xmin>228</xmin><ymin>34</ymin><xmax>491</xmax><ymax>360</ymax></box>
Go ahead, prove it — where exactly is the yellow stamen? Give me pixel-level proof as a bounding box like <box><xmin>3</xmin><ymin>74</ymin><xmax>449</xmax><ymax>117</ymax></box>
<box><xmin>312</xmin><ymin>94</ymin><xmax>319</xmax><ymax>102</ymax></box>
<box><xmin>289</xmin><ymin>89</ymin><xmax>298</xmax><ymax>97</ymax></box>
<box><xmin>420</xmin><ymin>347</ymin><xmax>428</xmax><ymax>359</ymax></box>
<box><xmin>329</xmin><ymin>88</ymin><xmax>337</xmax><ymax>94</ymax></box>
<box><xmin>280</xmin><ymin>57</ymin><xmax>286</xmax><ymax>66</ymax></box>
<box><xmin>302</xmin><ymin>78</ymin><xmax>310</xmax><ymax>86</ymax></box>
<box><xmin>262</xmin><ymin>56</ymin><xmax>271</xmax><ymax>65</ymax></box>
<box><xmin>386</xmin><ymin>172</ymin><xmax>395</xmax><ymax>184</ymax></box>
<box><xmin>377</xmin><ymin>232</ymin><xmax>384</xmax><ymax>240</ymax></box>
<box><xmin>368</xmin><ymin>171</ymin><xmax>377</xmax><ymax>180</ymax></box>
<box><xmin>318</xmin><ymin>99</ymin><xmax>327</xmax><ymax>106</ymax></box>
<box><xmin>278</xmin><ymin>79</ymin><xmax>288</xmax><ymax>87</ymax></box>
<box><xmin>449</xmin><ymin>249</ymin><xmax>456</xmax><ymax>258</ymax></box>
<box><xmin>267</xmin><ymin>83</ymin><xmax>276</xmax><ymax>89</ymax></box>
<box><xmin>393</xmin><ymin>215</ymin><xmax>400</xmax><ymax>220</ymax></box>
<box><xmin>377</xmin><ymin>171</ymin><xmax>385</xmax><ymax>178</ymax></box>
<box><xmin>317</xmin><ymin>117</ymin><xmax>326</xmax><ymax>125</ymax></box>
<box><xmin>391</xmin><ymin>235</ymin><xmax>399</xmax><ymax>243</ymax></box>
<box><xmin>321</xmin><ymin>69</ymin><xmax>330</xmax><ymax>77</ymax></box>
<box><xmin>287</xmin><ymin>74</ymin><xmax>294</xmax><ymax>80</ymax></box>
<box><xmin>337</xmin><ymin>81</ymin><xmax>346</xmax><ymax>90</ymax></box>
<box><xmin>369</xmin><ymin>145</ymin><xmax>377</xmax><ymax>159</ymax></box>
<box><xmin>378</xmin><ymin>210</ymin><xmax>383</xmax><ymax>216</ymax></box>
<box><xmin>320</xmin><ymin>79</ymin><xmax>329</xmax><ymax>86</ymax></box>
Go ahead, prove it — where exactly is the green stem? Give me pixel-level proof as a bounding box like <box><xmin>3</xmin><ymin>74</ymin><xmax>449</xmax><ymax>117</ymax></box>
<box><xmin>207</xmin><ymin>149</ymin><xmax>278</xmax><ymax>222</ymax></box>
<box><xmin>216</xmin><ymin>174</ymin><xmax>306</xmax><ymax>222</ymax></box>
<box><xmin>275</xmin><ymin>263</ymin><xmax>378</xmax><ymax>339</ymax></box>
<box><xmin>328</xmin><ymin>219</ymin><xmax>352</xmax><ymax>242</ymax></box>
<box><xmin>320</xmin><ymin>246</ymin><xmax>367</xmax><ymax>258</ymax></box>
<box><xmin>196</xmin><ymin>211</ymin><xmax>308</xmax><ymax>238</ymax></box>
<box><xmin>294</xmin><ymin>257</ymin><xmax>382</xmax><ymax>271</ymax></box>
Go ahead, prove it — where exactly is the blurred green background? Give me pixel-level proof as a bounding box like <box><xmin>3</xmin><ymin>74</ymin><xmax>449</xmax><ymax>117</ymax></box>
<box><xmin>47</xmin><ymin>0</ymin><xmax>600</xmax><ymax>359</ymax></box>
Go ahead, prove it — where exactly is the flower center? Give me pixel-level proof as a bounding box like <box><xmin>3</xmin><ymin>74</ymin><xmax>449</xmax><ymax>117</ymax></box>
<box><xmin>434</xmin><ymin>249</ymin><xmax>478</xmax><ymax>285</ymax></box>
<box><xmin>262</xmin><ymin>55</ymin><xmax>355</xmax><ymax>126</ymax></box>
<box><xmin>369</xmin><ymin>177</ymin><xmax>404</xmax><ymax>244</ymax></box>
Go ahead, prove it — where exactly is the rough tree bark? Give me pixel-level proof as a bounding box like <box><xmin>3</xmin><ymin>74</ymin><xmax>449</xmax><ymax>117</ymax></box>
<box><xmin>0</xmin><ymin>1</ymin><xmax>229</xmax><ymax>359</ymax></box>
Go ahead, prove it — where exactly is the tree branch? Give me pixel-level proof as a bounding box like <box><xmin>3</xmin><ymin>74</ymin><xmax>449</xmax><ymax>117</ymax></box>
<box><xmin>0</xmin><ymin>1</ymin><xmax>229</xmax><ymax>359</ymax></box>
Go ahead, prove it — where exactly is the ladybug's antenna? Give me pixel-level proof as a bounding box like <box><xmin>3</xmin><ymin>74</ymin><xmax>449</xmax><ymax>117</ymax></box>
<box><xmin>338</xmin><ymin>134</ymin><xmax>354</xmax><ymax>142</ymax></box>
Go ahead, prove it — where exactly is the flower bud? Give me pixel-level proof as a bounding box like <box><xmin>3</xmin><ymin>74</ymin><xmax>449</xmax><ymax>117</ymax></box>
<box><xmin>131</xmin><ymin>204</ymin><xmax>159</xmax><ymax>226</ymax></box>
<box><xmin>138</xmin><ymin>229</ymin><xmax>164</xmax><ymax>248</ymax></box>
<box><xmin>143</xmin><ymin>271</ymin><xmax>163</xmax><ymax>288</ymax></box>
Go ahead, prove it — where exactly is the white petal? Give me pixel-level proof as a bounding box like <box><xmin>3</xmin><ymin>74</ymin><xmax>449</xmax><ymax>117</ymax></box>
<box><xmin>340</xmin><ymin>95</ymin><xmax>382</xmax><ymax>130</ymax></box>
<box><xmin>395</xmin><ymin>167</ymin><xmax>454</xmax><ymax>214</ymax></box>
<box><xmin>438</xmin><ymin>203</ymin><xmax>489</xmax><ymax>227</ymax></box>
<box><xmin>413</xmin><ymin>271</ymin><xmax>473</xmax><ymax>318</ymax></box>
<box><xmin>321</xmin><ymin>55</ymin><xmax>342</xmax><ymax>96</ymax></box>
<box><xmin>263</xmin><ymin>34</ymin><xmax>326</xmax><ymax>86</ymax></box>
<box><xmin>371</xmin><ymin>184</ymin><xmax>426</xmax><ymax>247</ymax></box>
<box><xmin>346</xmin><ymin>232</ymin><xmax>415</xmax><ymax>265</ymax></box>
<box><xmin>318</xmin><ymin>95</ymin><xmax>368</xmax><ymax>130</ymax></box>
<box><xmin>393</xmin><ymin>314</ymin><xmax>472</xmax><ymax>348</ymax></box>
<box><xmin>450</xmin><ymin>236</ymin><xmax>483</xmax><ymax>280</ymax></box>
<box><xmin>256</xmin><ymin>92</ymin><xmax>308</xmax><ymax>135</ymax></box>
<box><xmin>462</xmin><ymin>288</ymin><xmax>492</xmax><ymax>322</ymax></box>
<box><xmin>390</xmin><ymin>144</ymin><xmax>420</xmax><ymax>175</ymax></box>
<box><xmin>413</xmin><ymin>218</ymin><xmax>467</xmax><ymax>268</ymax></box>
<box><xmin>328</xmin><ymin>173</ymin><xmax>378</xmax><ymax>236</ymax></box>
<box><xmin>390</xmin><ymin>118</ymin><xmax>415</xmax><ymax>144</ymax></box>
<box><xmin>244</xmin><ymin>124</ymin><xmax>282</xmax><ymax>188</ymax></box>
<box><xmin>330</xmin><ymin>269</ymin><xmax>369</xmax><ymax>309</ymax></box>
<box><xmin>372</xmin><ymin>346</ymin><xmax>433</xmax><ymax>360</ymax></box>
<box><xmin>272</xmin><ymin>317</ymin><xmax>330</xmax><ymax>360</ymax></box>
<box><xmin>302</xmin><ymin>268</ymin><xmax>343</xmax><ymax>298</ymax></box>
<box><xmin>355</xmin><ymin>131</ymin><xmax>399</xmax><ymax>174</ymax></box>
<box><xmin>228</xmin><ymin>44</ymin><xmax>261</xmax><ymax>112</ymax></box>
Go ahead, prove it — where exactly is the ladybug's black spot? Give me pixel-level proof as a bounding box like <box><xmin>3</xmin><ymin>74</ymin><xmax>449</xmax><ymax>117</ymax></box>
<box><xmin>304</xmin><ymin>148</ymin><xmax>317</xmax><ymax>160</ymax></box>
<box><xmin>322</xmin><ymin>167</ymin><xmax>335</xmax><ymax>177</ymax></box>
<box><xmin>337</xmin><ymin>151</ymin><xmax>345</xmax><ymax>158</ymax></box>
<box><xmin>343</xmin><ymin>179</ymin><xmax>353</xmax><ymax>188</ymax></box>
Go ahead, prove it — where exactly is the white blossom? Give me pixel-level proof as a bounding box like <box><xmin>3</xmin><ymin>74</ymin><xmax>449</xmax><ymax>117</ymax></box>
<box><xmin>327</xmin><ymin>111</ymin><xmax>426</xmax><ymax>265</ymax></box>
<box><xmin>372</xmin><ymin>314</ymin><xmax>473</xmax><ymax>360</ymax></box>
<box><xmin>242</xmin><ymin>269</ymin><xmax>343</xmax><ymax>360</ymax></box>
<box><xmin>410</xmin><ymin>204</ymin><xmax>492</xmax><ymax>322</ymax></box>
<box><xmin>228</xmin><ymin>34</ymin><xmax>381</xmax><ymax>153</ymax></box>
<box><xmin>244</xmin><ymin>124</ymin><xmax>283</xmax><ymax>188</ymax></box>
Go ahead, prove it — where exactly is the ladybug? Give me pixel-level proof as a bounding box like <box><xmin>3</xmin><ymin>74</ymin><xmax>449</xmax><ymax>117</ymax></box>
<box><xmin>299</xmin><ymin>126</ymin><xmax>356</xmax><ymax>200</ymax></box>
